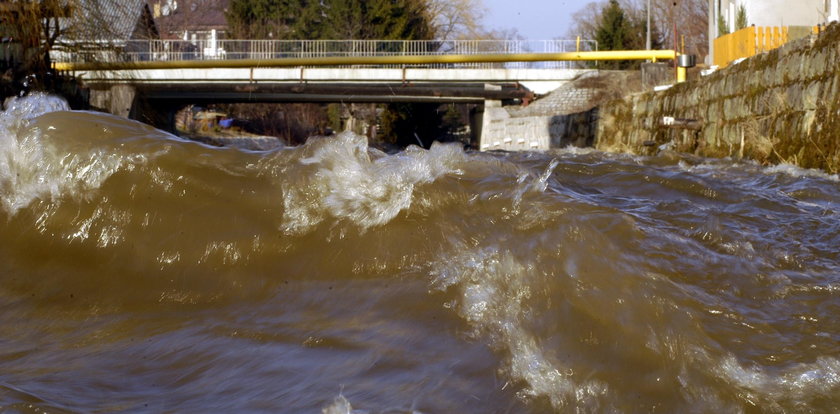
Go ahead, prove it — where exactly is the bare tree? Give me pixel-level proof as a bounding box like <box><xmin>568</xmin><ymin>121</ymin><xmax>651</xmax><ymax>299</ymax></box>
<box><xmin>567</xmin><ymin>0</ymin><xmax>647</xmax><ymax>46</ymax></box>
<box><xmin>567</xmin><ymin>1</ymin><xmax>606</xmax><ymax>41</ymax></box>
<box><xmin>650</xmin><ymin>0</ymin><xmax>708</xmax><ymax>56</ymax></box>
<box><xmin>425</xmin><ymin>0</ymin><xmax>489</xmax><ymax>40</ymax></box>
<box><xmin>568</xmin><ymin>0</ymin><xmax>708</xmax><ymax>58</ymax></box>
<box><xmin>0</xmin><ymin>0</ymin><xmax>74</xmax><ymax>74</ymax></box>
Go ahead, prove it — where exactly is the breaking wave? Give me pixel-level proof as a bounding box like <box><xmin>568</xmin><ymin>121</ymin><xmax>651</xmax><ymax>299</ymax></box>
<box><xmin>1</xmin><ymin>94</ymin><xmax>839</xmax><ymax>413</ymax></box>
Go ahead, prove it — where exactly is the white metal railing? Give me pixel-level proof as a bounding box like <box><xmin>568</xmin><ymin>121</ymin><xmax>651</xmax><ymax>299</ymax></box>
<box><xmin>51</xmin><ymin>39</ymin><xmax>598</xmax><ymax>69</ymax></box>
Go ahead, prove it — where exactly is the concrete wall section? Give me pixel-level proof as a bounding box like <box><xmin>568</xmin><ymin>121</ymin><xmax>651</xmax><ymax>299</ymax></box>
<box><xmin>596</xmin><ymin>22</ymin><xmax>840</xmax><ymax>173</ymax></box>
<box><xmin>480</xmin><ymin>100</ymin><xmax>549</xmax><ymax>151</ymax></box>
<box><xmin>89</xmin><ymin>85</ymin><xmax>137</xmax><ymax>118</ymax></box>
<box><xmin>719</xmin><ymin>0</ymin><xmax>828</xmax><ymax>27</ymax></box>
<box><xmin>479</xmin><ymin>71</ymin><xmax>639</xmax><ymax>152</ymax></box>
<box><xmin>479</xmin><ymin>106</ymin><xmax>598</xmax><ymax>151</ymax></box>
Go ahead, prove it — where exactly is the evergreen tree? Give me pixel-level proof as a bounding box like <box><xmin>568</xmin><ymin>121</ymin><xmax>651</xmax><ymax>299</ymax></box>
<box><xmin>735</xmin><ymin>5</ymin><xmax>748</xmax><ymax>31</ymax></box>
<box><xmin>594</xmin><ymin>0</ymin><xmax>632</xmax><ymax>69</ymax></box>
<box><xmin>227</xmin><ymin>0</ymin><xmax>432</xmax><ymax>40</ymax></box>
<box><xmin>596</xmin><ymin>0</ymin><xmax>628</xmax><ymax>49</ymax></box>
<box><xmin>717</xmin><ymin>13</ymin><xmax>730</xmax><ymax>37</ymax></box>
<box><xmin>226</xmin><ymin>0</ymin><xmax>441</xmax><ymax>147</ymax></box>
<box><xmin>227</xmin><ymin>0</ymin><xmax>308</xmax><ymax>39</ymax></box>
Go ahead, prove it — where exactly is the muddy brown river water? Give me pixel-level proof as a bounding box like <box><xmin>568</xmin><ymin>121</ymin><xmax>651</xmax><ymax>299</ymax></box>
<box><xmin>1</xmin><ymin>94</ymin><xmax>838</xmax><ymax>413</ymax></box>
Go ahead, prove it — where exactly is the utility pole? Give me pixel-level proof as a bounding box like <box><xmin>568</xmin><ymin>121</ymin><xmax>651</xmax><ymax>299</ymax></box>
<box><xmin>708</xmin><ymin>0</ymin><xmax>715</xmax><ymax>65</ymax></box>
<box><xmin>646</xmin><ymin>0</ymin><xmax>651</xmax><ymax>50</ymax></box>
<box><xmin>671</xmin><ymin>0</ymin><xmax>678</xmax><ymax>78</ymax></box>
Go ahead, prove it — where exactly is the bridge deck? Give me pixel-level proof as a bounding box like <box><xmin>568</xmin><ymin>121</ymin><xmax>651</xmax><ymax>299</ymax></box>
<box><xmin>76</xmin><ymin>67</ymin><xmax>589</xmax><ymax>95</ymax></box>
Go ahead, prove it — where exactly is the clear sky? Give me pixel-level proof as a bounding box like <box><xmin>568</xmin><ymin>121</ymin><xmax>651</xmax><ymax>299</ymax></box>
<box><xmin>482</xmin><ymin>0</ymin><xmax>594</xmax><ymax>40</ymax></box>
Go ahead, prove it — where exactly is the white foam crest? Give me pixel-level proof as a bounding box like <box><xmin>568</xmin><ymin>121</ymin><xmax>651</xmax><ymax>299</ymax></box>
<box><xmin>763</xmin><ymin>163</ymin><xmax>839</xmax><ymax>182</ymax></box>
<box><xmin>676</xmin><ymin>157</ymin><xmax>839</xmax><ymax>183</ymax></box>
<box><xmin>281</xmin><ymin>132</ymin><xmax>465</xmax><ymax>234</ymax></box>
<box><xmin>2</xmin><ymin>92</ymin><xmax>70</xmax><ymax>129</ymax></box>
<box><xmin>321</xmin><ymin>394</ymin><xmax>357</xmax><ymax>414</ymax></box>
<box><xmin>0</xmin><ymin>94</ymin><xmax>124</xmax><ymax>214</ymax></box>
<box><xmin>651</xmin><ymin>336</ymin><xmax>840</xmax><ymax>408</ymax></box>
<box><xmin>508</xmin><ymin>158</ymin><xmax>559</xmax><ymax>213</ymax></box>
<box><xmin>714</xmin><ymin>353</ymin><xmax>840</xmax><ymax>406</ymax></box>
<box><xmin>552</xmin><ymin>145</ymin><xmax>598</xmax><ymax>156</ymax></box>
<box><xmin>532</xmin><ymin>158</ymin><xmax>559</xmax><ymax>193</ymax></box>
<box><xmin>431</xmin><ymin>246</ymin><xmax>609</xmax><ymax>410</ymax></box>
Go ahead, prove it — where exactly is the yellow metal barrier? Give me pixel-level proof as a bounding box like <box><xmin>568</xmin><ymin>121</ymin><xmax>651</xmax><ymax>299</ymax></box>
<box><xmin>714</xmin><ymin>26</ymin><xmax>757</xmax><ymax>67</ymax></box>
<box><xmin>713</xmin><ymin>25</ymin><xmax>820</xmax><ymax>67</ymax></box>
<box><xmin>53</xmin><ymin>50</ymin><xmax>677</xmax><ymax>72</ymax></box>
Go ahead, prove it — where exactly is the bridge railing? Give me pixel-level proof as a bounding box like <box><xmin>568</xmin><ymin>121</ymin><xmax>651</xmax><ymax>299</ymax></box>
<box><xmin>51</xmin><ymin>39</ymin><xmax>598</xmax><ymax>69</ymax></box>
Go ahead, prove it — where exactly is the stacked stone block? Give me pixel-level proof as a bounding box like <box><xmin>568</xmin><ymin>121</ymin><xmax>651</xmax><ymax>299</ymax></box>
<box><xmin>596</xmin><ymin>23</ymin><xmax>840</xmax><ymax>172</ymax></box>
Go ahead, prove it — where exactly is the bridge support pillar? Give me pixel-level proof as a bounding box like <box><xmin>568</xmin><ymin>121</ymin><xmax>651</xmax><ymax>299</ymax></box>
<box><xmin>90</xmin><ymin>84</ymin><xmax>137</xmax><ymax>118</ymax></box>
<box><xmin>469</xmin><ymin>105</ymin><xmax>483</xmax><ymax>149</ymax></box>
<box><xmin>90</xmin><ymin>85</ymin><xmax>181</xmax><ymax>134</ymax></box>
<box><xmin>110</xmin><ymin>85</ymin><xmax>137</xmax><ymax>118</ymax></box>
<box><xmin>478</xmin><ymin>100</ymin><xmax>508</xmax><ymax>151</ymax></box>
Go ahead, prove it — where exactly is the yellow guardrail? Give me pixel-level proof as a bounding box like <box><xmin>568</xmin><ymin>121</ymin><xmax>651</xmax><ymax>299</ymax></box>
<box><xmin>53</xmin><ymin>50</ymin><xmax>677</xmax><ymax>72</ymax></box>
<box><xmin>714</xmin><ymin>25</ymin><xmax>820</xmax><ymax>67</ymax></box>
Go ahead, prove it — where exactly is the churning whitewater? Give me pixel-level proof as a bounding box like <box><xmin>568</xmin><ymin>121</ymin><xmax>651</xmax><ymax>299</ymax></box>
<box><xmin>1</xmin><ymin>94</ymin><xmax>839</xmax><ymax>413</ymax></box>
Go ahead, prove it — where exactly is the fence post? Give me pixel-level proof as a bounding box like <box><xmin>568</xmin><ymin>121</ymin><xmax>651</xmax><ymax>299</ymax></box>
<box><xmin>757</xmin><ymin>27</ymin><xmax>764</xmax><ymax>52</ymax></box>
<box><xmin>747</xmin><ymin>26</ymin><xmax>756</xmax><ymax>58</ymax></box>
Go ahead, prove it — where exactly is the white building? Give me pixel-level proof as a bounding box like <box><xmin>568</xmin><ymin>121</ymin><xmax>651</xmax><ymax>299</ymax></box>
<box><xmin>708</xmin><ymin>0</ymin><xmax>838</xmax><ymax>65</ymax></box>
<box><xmin>715</xmin><ymin>0</ymin><xmax>839</xmax><ymax>30</ymax></box>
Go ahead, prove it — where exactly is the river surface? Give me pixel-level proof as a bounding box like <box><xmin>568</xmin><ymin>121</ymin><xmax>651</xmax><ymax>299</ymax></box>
<box><xmin>1</xmin><ymin>94</ymin><xmax>839</xmax><ymax>413</ymax></box>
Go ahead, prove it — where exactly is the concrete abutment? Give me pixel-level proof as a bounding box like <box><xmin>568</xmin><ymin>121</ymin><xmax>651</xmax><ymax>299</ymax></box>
<box><xmin>90</xmin><ymin>84</ymin><xmax>182</xmax><ymax>133</ymax></box>
<box><xmin>90</xmin><ymin>84</ymin><xmax>136</xmax><ymax>119</ymax></box>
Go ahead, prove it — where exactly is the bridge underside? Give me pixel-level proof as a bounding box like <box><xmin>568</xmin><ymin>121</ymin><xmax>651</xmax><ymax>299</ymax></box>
<box><xmin>130</xmin><ymin>82</ymin><xmax>534</xmax><ymax>105</ymax></box>
<box><xmin>89</xmin><ymin>81</ymin><xmax>535</xmax><ymax>141</ymax></box>
<box><xmin>81</xmin><ymin>66</ymin><xmax>582</xmax><ymax>136</ymax></box>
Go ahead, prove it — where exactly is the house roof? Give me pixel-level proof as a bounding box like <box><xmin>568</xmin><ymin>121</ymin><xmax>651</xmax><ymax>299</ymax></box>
<box><xmin>151</xmin><ymin>0</ymin><xmax>229</xmax><ymax>39</ymax></box>
<box><xmin>63</xmin><ymin>0</ymin><xmax>158</xmax><ymax>42</ymax></box>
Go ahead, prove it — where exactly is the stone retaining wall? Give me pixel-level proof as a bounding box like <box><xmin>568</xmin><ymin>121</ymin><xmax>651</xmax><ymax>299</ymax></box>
<box><xmin>596</xmin><ymin>22</ymin><xmax>840</xmax><ymax>173</ymax></box>
<box><xmin>479</xmin><ymin>71</ymin><xmax>639</xmax><ymax>151</ymax></box>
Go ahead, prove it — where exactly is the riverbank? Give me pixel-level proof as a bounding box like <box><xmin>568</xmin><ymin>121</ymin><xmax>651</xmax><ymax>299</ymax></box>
<box><xmin>177</xmin><ymin>128</ymin><xmax>284</xmax><ymax>151</ymax></box>
<box><xmin>0</xmin><ymin>73</ymin><xmax>89</xmax><ymax>111</ymax></box>
<box><xmin>596</xmin><ymin>22</ymin><xmax>840</xmax><ymax>173</ymax></box>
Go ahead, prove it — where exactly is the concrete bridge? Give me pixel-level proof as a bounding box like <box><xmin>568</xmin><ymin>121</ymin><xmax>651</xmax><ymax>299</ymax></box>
<box><xmin>53</xmin><ymin>39</ymin><xmax>678</xmax><ymax>148</ymax></box>
<box><xmin>79</xmin><ymin>66</ymin><xmax>587</xmax><ymax>109</ymax></box>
